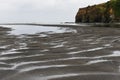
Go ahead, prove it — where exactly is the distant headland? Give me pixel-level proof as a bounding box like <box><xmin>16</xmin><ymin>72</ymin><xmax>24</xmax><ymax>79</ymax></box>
<box><xmin>75</xmin><ymin>0</ymin><xmax>120</xmax><ymax>23</ymax></box>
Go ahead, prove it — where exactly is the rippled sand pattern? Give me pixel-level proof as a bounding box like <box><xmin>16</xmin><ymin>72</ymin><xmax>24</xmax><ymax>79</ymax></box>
<box><xmin>0</xmin><ymin>25</ymin><xmax>120</xmax><ymax>80</ymax></box>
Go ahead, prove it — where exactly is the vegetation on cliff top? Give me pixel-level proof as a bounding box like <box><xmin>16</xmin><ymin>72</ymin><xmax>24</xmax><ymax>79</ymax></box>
<box><xmin>110</xmin><ymin>0</ymin><xmax>120</xmax><ymax>17</ymax></box>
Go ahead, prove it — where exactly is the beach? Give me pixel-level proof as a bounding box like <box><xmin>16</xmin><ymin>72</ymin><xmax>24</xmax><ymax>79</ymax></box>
<box><xmin>0</xmin><ymin>23</ymin><xmax>120</xmax><ymax>80</ymax></box>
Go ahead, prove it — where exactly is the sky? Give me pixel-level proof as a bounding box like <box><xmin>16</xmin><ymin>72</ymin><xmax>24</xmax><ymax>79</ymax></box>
<box><xmin>0</xmin><ymin>0</ymin><xmax>109</xmax><ymax>23</ymax></box>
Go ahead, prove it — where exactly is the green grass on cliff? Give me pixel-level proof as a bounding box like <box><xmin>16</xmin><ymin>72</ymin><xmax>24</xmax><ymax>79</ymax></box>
<box><xmin>110</xmin><ymin>0</ymin><xmax>120</xmax><ymax>17</ymax></box>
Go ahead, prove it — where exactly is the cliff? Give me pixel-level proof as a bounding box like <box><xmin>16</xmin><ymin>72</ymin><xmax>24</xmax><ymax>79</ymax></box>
<box><xmin>75</xmin><ymin>0</ymin><xmax>120</xmax><ymax>23</ymax></box>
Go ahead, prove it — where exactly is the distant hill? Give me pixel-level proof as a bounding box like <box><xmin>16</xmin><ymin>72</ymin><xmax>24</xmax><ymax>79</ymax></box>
<box><xmin>75</xmin><ymin>0</ymin><xmax>120</xmax><ymax>23</ymax></box>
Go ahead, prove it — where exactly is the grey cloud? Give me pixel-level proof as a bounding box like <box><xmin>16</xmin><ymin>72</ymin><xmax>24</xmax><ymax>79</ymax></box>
<box><xmin>0</xmin><ymin>0</ymin><xmax>109</xmax><ymax>23</ymax></box>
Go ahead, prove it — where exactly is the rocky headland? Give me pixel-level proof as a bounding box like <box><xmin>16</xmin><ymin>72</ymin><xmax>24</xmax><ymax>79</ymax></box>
<box><xmin>75</xmin><ymin>0</ymin><xmax>120</xmax><ymax>23</ymax></box>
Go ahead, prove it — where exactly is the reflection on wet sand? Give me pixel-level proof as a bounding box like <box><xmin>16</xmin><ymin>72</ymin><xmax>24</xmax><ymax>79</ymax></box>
<box><xmin>0</xmin><ymin>24</ymin><xmax>120</xmax><ymax>80</ymax></box>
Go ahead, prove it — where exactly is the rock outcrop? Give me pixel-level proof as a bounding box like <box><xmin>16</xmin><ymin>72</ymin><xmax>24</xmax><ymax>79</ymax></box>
<box><xmin>75</xmin><ymin>1</ymin><xmax>120</xmax><ymax>23</ymax></box>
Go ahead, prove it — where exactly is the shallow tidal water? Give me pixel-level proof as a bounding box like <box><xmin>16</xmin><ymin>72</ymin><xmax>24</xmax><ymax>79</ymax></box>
<box><xmin>0</xmin><ymin>23</ymin><xmax>120</xmax><ymax>80</ymax></box>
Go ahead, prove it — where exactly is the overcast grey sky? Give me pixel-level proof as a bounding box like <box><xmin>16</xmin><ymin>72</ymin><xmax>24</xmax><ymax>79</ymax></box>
<box><xmin>0</xmin><ymin>0</ymin><xmax>109</xmax><ymax>23</ymax></box>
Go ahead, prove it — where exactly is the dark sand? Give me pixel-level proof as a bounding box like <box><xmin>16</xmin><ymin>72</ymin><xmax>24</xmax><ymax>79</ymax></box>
<box><xmin>0</xmin><ymin>24</ymin><xmax>120</xmax><ymax>80</ymax></box>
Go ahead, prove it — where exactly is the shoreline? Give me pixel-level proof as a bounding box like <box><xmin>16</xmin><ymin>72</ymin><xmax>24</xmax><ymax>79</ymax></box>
<box><xmin>0</xmin><ymin>22</ymin><xmax>120</xmax><ymax>28</ymax></box>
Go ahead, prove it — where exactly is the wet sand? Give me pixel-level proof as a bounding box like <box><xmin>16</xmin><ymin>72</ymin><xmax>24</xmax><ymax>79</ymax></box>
<box><xmin>0</xmin><ymin>24</ymin><xmax>120</xmax><ymax>80</ymax></box>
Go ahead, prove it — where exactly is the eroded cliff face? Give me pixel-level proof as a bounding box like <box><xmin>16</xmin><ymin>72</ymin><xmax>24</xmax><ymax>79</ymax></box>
<box><xmin>75</xmin><ymin>1</ymin><xmax>120</xmax><ymax>23</ymax></box>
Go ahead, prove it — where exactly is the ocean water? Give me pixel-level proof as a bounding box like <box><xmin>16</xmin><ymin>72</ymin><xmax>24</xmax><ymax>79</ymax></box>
<box><xmin>0</xmin><ymin>23</ymin><xmax>120</xmax><ymax>80</ymax></box>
